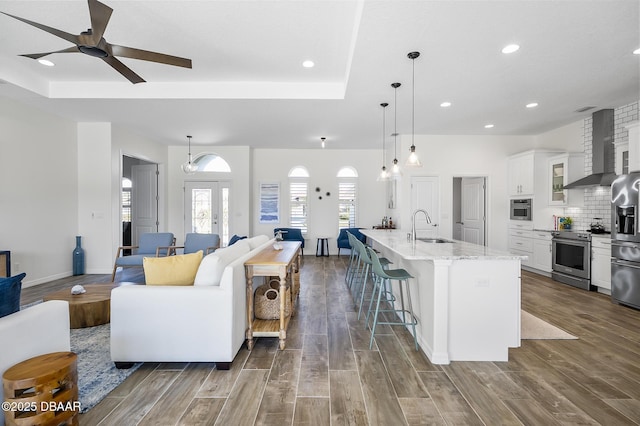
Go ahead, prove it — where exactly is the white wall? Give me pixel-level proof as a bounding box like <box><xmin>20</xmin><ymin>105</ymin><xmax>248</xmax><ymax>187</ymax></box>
<box><xmin>0</xmin><ymin>96</ymin><xmax>77</xmax><ymax>287</ymax></box>
<box><xmin>252</xmin><ymin>149</ymin><xmax>387</xmax><ymax>253</ymax></box>
<box><xmin>166</xmin><ymin>145</ymin><xmax>251</xmax><ymax>246</ymax></box>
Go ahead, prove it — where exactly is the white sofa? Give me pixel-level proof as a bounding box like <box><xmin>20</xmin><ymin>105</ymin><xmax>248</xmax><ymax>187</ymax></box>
<box><xmin>0</xmin><ymin>300</ymin><xmax>70</xmax><ymax>425</ymax></box>
<box><xmin>110</xmin><ymin>235</ymin><xmax>273</xmax><ymax>370</ymax></box>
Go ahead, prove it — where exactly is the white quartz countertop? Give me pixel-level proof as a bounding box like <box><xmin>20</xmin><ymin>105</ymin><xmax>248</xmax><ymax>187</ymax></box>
<box><xmin>360</xmin><ymin>229</ymin><xmax>527</xmax><ymax>261</ymax></box>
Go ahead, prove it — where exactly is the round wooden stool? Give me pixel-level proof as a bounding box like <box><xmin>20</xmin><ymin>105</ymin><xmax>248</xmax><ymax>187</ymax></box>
<box><xmin>3</xmin><ymin>352</ymin><xmax>79</xmax><ymax>426</ymax></box>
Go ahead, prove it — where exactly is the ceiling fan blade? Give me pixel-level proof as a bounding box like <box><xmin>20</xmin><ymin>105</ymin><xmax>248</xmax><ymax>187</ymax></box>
<box><xmin>21</xmin><ymin>46</ymin><xmax>79</xmax><ymax>60</ymax></box>
<box><xmin>87</xmin><ymin>0</ymin><xmax>113</xmax><ymax>43</ymax></box>
<box><xmin>102</xmin><ymin>55</ymin><xmax>145</xmax><ymax>84</ymax></box>
<box><xmin>0</xmin><ymin>11</ymin><xmax>79</xmax><ymax>46</ymax></box>
<box><xmin>110</xmin><ymin>44</ymin><xmax>192</xmax><ymax>69</ymax></box>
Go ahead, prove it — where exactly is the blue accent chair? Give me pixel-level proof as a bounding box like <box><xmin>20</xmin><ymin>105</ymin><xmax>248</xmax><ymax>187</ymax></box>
<box><xmin>274</xmin><ymin>228</ymin><xmax>305</xmax><ymax>254</ymax></box>
<box><xmin>337</xmin><ymin>228</ymin><xmax>366</xmax><ymax>256</ymax></box>
<box><xmin>111</xmin><ymin>232</ymin><xmax>175</xmax><ymax>281</ymax></box>
<box><xmin>168</xmin><ymin>233</ymin><xmax>220</xmax><ymax>255</ymax></box>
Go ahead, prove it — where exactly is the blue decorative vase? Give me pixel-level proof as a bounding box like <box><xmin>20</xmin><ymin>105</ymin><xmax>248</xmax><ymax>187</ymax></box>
<box><xmin>73</xmin><ymin>236</ymin><xmax>85</xmax><ymax>276</ymax></box>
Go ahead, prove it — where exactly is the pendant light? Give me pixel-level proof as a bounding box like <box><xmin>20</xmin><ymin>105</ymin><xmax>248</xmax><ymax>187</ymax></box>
<box><xmin>181</xmin><ymin>135</ymin><xmax>197</xmax><ymax>175</ymax></box>
<box><xmin>406</xmin><ymin>51</ymin><xmax>422</xmax><ymax>167</ymax></box>
<box><xmin>390</xmin><ymin>82</ymin><xmax>402</xmax><ymax>180</ymax></box>
<box><xmin>377</xmin><ymin>102</ymin><xmax>390</xmax><ymax>181</ymax></box>
<box><xmin>321</xmin><ymin>137</ymin><xmax>326</xmax><ymax>148</ymax></box>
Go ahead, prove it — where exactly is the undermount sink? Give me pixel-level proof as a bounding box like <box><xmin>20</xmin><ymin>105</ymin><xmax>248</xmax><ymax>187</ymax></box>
<box><xmin>416</xmin><ymin>238</ymin><xmax>451</xmax><ymax>243</ymax></box>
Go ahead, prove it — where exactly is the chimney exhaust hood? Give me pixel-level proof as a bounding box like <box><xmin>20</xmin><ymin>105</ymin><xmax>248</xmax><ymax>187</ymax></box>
<box><xmin>564</xmin><ymin>108</ymin><xmax>616</xmax><ymax>189</ymax></box>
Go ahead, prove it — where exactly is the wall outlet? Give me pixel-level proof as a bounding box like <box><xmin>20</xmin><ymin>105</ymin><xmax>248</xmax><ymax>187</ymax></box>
<box><xmin>476</xmin><ymin>277</ymin><xmax>490</xmax><ymax>288</ymax></box>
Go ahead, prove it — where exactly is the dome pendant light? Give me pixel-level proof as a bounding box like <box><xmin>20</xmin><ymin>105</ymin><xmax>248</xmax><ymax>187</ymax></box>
<box><xmin>406</xmin><ymin>51</ymin><xmax>422</xmax><ymax>167</ymax></box>
<box><xmin>181</xmin><ymin>135</ymin><xmax>197</xmax><ymax>175</ymax></box>
<box><xmin>377</xmin><ymin>102</ymin><xmax>390</xmax><ymax>181</ymax></box>
<box><xmin>390</xmin><ymin>82</ymin><xmax>403</xmax><ymax>180</ymax></box>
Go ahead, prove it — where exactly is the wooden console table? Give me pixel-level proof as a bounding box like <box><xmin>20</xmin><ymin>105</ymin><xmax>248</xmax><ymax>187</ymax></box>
<box><xmin>245</xmin><ymin>241</ymin><xmax>301</xmax><ymax>350</ymax></box>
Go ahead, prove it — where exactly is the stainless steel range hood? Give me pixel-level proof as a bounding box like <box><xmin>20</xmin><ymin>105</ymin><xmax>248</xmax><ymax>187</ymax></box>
<box><xmin>564</xmin><ymin>108</ymin><xmax>616</xmax><ymax>189</ymax></box>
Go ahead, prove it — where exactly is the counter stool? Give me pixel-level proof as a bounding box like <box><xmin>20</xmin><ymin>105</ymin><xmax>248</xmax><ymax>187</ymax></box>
<box><xmin>316</xmin><ymin>237</ymin><xmax>329</xmax><ymax>257</ymax></box>
<box><xmin>345</xmin><ymin>232</ymin><xmax>361</xmax><ymax>288</ymax></box>
<box><xmin>365</xmin><ymin>247</ymin><xmax>418</xmax><ymax>351</ymax></box>
<box><xmin>351</xmin><ymin>238</ymin><xmax>391</xmax><ymax>319</ymax></box>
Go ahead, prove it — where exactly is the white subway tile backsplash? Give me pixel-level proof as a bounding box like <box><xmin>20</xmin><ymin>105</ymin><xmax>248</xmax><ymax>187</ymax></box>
<box><xmin>566</xmin><ymin>101</ymin><xmax>638</xmax><ymax>231</ymax></box>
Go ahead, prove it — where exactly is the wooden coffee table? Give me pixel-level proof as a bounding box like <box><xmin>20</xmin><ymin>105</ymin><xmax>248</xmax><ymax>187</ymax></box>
<box><xmin>44</xmin><ymin>283</ymin><xmax>124</xmax><ymax>328</ymax></box>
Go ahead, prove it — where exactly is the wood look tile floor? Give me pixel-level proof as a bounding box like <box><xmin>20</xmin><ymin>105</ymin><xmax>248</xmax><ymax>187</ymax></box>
<box><xmin>20</xmin><ymin>258</ymin><xmax>640</xmax><ymax>425</ymax></box>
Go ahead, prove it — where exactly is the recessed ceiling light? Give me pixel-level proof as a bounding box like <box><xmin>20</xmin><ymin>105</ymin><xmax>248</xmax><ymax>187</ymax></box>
<box><xmin>526</xmin><ymin>102</ymin><xmax>539</xmax><ymax>108</ymax></box>
<box><xmin>634</xmin><ymin>48</ymin><xmax>640</xmax><ymax>55</ymax></box>
<box><xmin>501</xmin><ymin>44</ymin><xmax>520</xmax><ymax>54</ymax></box>
<box><xmin>440</xmin><ymin>101</ymin><xmax>452</xmax><ymax>108</ymax></box>
<box><xmin>484</xmin><ymin>124</ymin><xmax>494</xmax><ymax>129</ymax></box>
<box><xmin>302</xmin><ymin>60</ymin><xmax>314</xmax><ymax>68</ymax></box>
<box><xmin>38</xmin><ymin>59</ymin><xmax>55</xmax><ymax>67</ymax></box>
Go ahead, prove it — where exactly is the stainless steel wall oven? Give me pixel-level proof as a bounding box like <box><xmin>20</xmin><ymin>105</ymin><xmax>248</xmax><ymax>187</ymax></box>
<box><xmin>510</xmin><ymin>198</ymin><xmax>532</xmax><ymax>221</ymax></box>
<box><xmin>551</xmin><ymin>231</ymin><xmax>593</xmax><ymax>291</ymax></box>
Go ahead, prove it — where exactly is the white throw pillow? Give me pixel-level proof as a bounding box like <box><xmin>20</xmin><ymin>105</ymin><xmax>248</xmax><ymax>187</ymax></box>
<box><xmin>246</xmin><ymin>235</ymin><xmax>270</xmax><ymax>250</ymax></box>
<box><xmin>194</xmin><ymin>239</ymin><xmax>250</xmax><ymax>286</ymax></box>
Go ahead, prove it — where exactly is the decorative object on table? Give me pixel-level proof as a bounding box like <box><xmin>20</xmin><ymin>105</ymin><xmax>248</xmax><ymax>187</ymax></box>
<box><xmin>71</xmin><ymin>284</ymin><xmax>86</xmax><ymax>295</ymax></box>
<box><xmin>0</xmin><ymin>272</ymin><xmax>26</xmax><ymax>318</ymax></box>
<box><xmin>259</xmin><ymin>182</ymin><xmax>280</xmax><ymax>224</ymax></box>
<box><xmin>254</xmin><ymin>280</ymin><xmax>291</xmax><ymax>320</ymax></box>
<box><xmin>73</xmin><ymin>235</ymin><xmax>85</xmax><ymax>276</ymax></box>
<box><xmin>405</xmin><ymin>51</ymin><xmax>422</xmax><ymax>167</ymax></box>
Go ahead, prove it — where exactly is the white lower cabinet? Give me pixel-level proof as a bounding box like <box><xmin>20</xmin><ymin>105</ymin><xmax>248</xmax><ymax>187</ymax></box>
<box><xmin>531</xmin><ymin>231</ymin><xmax>552</xmax><ymax>273</ymax></box>
<box><xmin>508</xmin><ymin>222</ymin><xmax>534</xmax><ymax>269</ymax></box>
<box><xmin>591</xmin><ymin>236</ymin><xmax>612</xmax><ymax>291</ymax></box>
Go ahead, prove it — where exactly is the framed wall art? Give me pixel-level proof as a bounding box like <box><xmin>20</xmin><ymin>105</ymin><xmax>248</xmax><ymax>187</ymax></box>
<box><xmin>259</xmin><ymin>182</ymin><xmax>280</xmax><ymax>224</ymax></box>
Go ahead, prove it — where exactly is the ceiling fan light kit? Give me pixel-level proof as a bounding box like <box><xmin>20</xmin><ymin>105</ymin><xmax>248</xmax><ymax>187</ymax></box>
<box><xmin>1</xmin><ymin>0</ymin><xmax>192</xmax><ymax>84</ymax></box>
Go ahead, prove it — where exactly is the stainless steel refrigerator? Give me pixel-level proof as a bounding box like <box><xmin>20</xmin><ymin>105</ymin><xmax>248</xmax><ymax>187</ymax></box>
<box><xmin>611</xmin><ymin>173</ymin><xmax>640</xmax><ymax>309</ymax></box>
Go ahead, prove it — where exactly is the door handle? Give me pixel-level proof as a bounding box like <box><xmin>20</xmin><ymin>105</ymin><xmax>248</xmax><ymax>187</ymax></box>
<box><xmin>612</xmin><ymin>259</ymin><xmax>640</xmax><ymax>269</ymax></box>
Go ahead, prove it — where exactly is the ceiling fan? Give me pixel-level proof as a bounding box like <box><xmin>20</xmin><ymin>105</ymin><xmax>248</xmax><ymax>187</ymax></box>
<box><xmin>1</xmin><ymin>0</ymin><xmax>192</xmax><ymax>84</ymax></box>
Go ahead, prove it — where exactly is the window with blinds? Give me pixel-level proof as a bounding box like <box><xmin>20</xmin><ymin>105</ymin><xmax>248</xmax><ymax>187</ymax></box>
<box><xmin>338</xmin><ymin>181</ymin><xmax>357</xmax><ymax>228</ymax></box>
<box><xmin>289</xmin><ymin>181</ymin><xmax>308</xmax><ymax>232</ymax></box>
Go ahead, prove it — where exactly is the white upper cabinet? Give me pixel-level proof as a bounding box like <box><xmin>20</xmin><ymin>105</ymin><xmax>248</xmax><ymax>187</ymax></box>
<box><xmin>548</xmin><ymin>153</ymin><xmax>585</xmax><ymax>206</ymax></box>
<box><xmin>508</xmin><ymin>152</ymin><xmax>535</xmax><ymax>196</ymax></box>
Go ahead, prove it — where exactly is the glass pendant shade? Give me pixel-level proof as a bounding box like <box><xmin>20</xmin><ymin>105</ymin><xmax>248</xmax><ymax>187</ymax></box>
<box><xmin>406</xmin><ymin>145</ymin><xmax>422</xmax><ymax>167</ymax></box>
<box><xmin>182</xmin><ymin>135</ymin><xmax>196</xmax><ymax>175</ymax></box>
<box><xmin>405</xmin><ymin>51</ymin><xmax>422</xmax><ymax>168</ymax></box>
<box><xmin>377</xmin><ymin>165</ymin><xmax>390</xmax><ymax>181</ymax></box>
<box><xmin>390</xmin><ymin>158</ymin><xmax>402</xmax><ymax>180</ymax></box>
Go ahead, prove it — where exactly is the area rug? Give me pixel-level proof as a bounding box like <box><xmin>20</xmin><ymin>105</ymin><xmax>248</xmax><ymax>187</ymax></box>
<box><xmin>71</xmin><ymin>324</ymin><xmax>141</xmax><ymax>413</ymax></box>
<box><xmin>521</xmin><ymin>310</ymin><xmax>578</xmax><ymax>340</ymax></box>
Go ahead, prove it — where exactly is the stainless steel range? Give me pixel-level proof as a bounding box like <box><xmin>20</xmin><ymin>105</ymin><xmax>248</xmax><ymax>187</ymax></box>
<box><xmin>551</xmin><ymin>231</ymin><xmax>594</xmax><ymax>291</ymax></box>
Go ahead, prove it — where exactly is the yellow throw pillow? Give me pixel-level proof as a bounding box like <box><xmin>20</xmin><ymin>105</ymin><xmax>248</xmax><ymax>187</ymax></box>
<box><xmin>143</xmin><ymin>251</ymin><xmax>203</xmax><ymax>286</ymax></box>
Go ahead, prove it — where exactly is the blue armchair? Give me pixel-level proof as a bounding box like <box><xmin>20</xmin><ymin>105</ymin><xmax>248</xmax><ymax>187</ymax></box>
<box><xmin>111</xmin><ymin>232</ymin><xmax>175</xmax><ymax>281</ymax></box>
<box><xmin>274</xmin><ymin>228</ymin><xmax>305</xmax><ymax>254</ymax></box>
<box><xmin>337</xmin><ymin>228</ymin><xmax>366</xmax><ymax>256</ymax></box>
<box><xmin>168</xmin><ymin>233</ymin><xmax>220</xmax><ymax>255</ymax></box>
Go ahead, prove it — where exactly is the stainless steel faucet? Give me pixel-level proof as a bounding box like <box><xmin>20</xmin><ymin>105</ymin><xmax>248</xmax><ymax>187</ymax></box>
<box><xmin>411</xmin><ymin>209</ymin><xmax>432</xmax><ymax>241</ymax></box>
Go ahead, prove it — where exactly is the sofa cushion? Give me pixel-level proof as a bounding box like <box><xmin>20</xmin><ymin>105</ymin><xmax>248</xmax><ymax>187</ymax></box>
<box><xmin>194</xmin><ymin>239</ymin><xmax>250</xmax><ymax>286</ymax></box>
<box><xmin>143</xmin><ymin>251</ymin><xmax>203</xmax><ymax>286</ymax></box>
<box><xmin>246</xmin><ymin>235</ymin><xmax>270</xmax><ymax>250</ymax></box>
<box><xmin>0</xmin><ymin>273</ymin><xmax>26</xmax><ymax>318</ymax></box>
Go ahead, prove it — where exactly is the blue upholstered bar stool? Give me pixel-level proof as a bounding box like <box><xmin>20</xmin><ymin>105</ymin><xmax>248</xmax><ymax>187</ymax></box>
<box><xmin>365</xmin><ymin>246</ymin><xmax>418</xmax><ymax>351</ymax></box>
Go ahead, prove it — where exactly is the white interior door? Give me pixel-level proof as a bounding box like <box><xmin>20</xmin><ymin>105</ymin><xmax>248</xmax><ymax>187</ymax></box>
<box><xmin>131</xmin><ymin>164</ymin><xmax>158</xmax><ymax>245</ymax></box>
<box><xmin>410</xmin><ymin>176</ymin><xmax>440</xmax><ymax>238</ymax></box>
<box><xmin>461</xmin><ymin>177</ymin><xmax>486</xmax><ymax>245</ymax></box>
<box><xmin>184</xmin><ymin>181</ymin><xmax>220</xmax><ymax>237</ymax></box>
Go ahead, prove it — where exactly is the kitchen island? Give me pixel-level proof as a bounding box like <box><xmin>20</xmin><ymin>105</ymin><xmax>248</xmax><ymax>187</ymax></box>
<box><xmin>360</xmin><ymin>229</ymin><xmax>525</xmax><ymax>364</ymax></box>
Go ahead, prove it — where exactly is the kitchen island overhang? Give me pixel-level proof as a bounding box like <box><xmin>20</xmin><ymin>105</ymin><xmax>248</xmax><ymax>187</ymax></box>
<box><xmin>360</xmin><ymin>229</ymin><xmax>526</xmax><ymax>365</ymax></box>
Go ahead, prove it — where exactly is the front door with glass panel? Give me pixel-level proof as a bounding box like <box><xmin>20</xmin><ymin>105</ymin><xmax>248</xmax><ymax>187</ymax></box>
<box><xmin>184</xmin><ymin>181</ymin><xmax>220</xmax><ymax>235</ymax></box>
